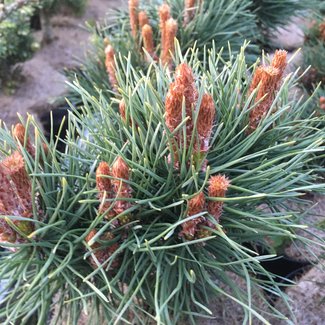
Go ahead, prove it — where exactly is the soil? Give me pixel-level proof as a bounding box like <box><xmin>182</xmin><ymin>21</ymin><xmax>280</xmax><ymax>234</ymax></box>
<box><xmin>273</xmin><ymin>266</ymin><xmax>325</xmax><ymax>325</ymax></box>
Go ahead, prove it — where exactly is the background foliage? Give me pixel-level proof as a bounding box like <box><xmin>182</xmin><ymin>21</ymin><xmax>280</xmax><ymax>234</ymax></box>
<box><xmin>251</xmin><ymin>0</ymin><xmax>321</xmax><ymax>44</ymax></box>
<box><xmin>0</xmin><ymin>1</ymin><xmax>35</xmax><ymax>87</ymax></box>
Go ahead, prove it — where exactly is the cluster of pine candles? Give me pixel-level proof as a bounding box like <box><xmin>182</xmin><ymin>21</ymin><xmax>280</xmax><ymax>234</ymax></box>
<box><xmin>1</xmin><ymin>2</ymin><xmax>325</xmax><ymax>324</ymax></box>
<box><xmin>0</xmin><ymin>0</ymin><xmax>289</xmax><ymax>269</ymax></box>
<box><xmin>104</xmin><ymin>0</ymin><xmax>188</xmax><ymax>87</ymax></box>
<box><xmin>89</xmin><ymin>44</ymin><xmax>288</xmax><ymax>267</ymax></box>
<box><xmin>0</xmin><ymin>124</ymin><xmax>38</xmax><ymax>247</ymax></box>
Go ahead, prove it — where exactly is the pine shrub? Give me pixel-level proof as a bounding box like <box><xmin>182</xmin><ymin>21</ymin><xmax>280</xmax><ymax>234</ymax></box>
<box><xmin>0</xmin><ymin>43</ymin><xmax>324</xmax><ymax>324</ymax></box>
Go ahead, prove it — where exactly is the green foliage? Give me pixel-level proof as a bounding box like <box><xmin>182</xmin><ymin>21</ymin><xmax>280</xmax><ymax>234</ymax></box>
<box><xmin>300</xmin><ymin>18</ymin><xmax>325</xmax><ymax>91</ymax></box>
<box><xmin>40</xmin><ymin>0</ymin><xmax>87</xmax><ymax>16</ymax></box>
<box><xmin>65</xmin><ymin>0</ymin><xmax>261</xmax><ymax>107</ymax></box>
<box><xmin>1</xmin><ymin>44</ymin><xmax>324</xmax><ymax>324</ymax></box>
<box><xmin>250</xmin><ymin>0</ymin><xmax>322</xmax><ymax>47</ymax></box>
<box><xmin>251</xmin><ymin>0</ymin><xmax>321</xmax><ymax>31</ymax></box>
<box><xmin>0</xmin><ymin>2</ymin><xmax>35</xmax><ymax>86</ymax></box>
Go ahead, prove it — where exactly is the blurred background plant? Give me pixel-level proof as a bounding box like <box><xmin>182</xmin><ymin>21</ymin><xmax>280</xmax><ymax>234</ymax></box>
<box><xmin>250</xmin><ymin>0</ymin><xmax>322</xmax><ymax>47</ymax></box>
<box><xmin>0</xmin><ymin>0</ymin><xmax>87</xmax><ymax>93</ymax></box>
<box><xmin>0</xmin><ymin>1</ymin><xmax>37</xmax><ymax>92</ymax></box>
<box><xmin>300</xmin><ymin>16</ymin><xmax>325</xmax><ymax>91</ymax></box>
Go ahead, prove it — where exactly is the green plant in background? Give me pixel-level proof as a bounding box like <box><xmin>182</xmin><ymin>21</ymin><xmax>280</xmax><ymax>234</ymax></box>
<box><xmin>0</xmin><ymin>1</ymin><xmax>36</xmax><ymax>90</ymax></box>
<box><xmin>0</xmin><ymin>0</ymin><xmax>87</xmax><ymax>91</ymax></box>
<box><xmin>1</xmin><ymin>42</ymin><xmax>324</xmax><ymax>324</ymax></box>
<box><xmin>300</xmin><ymin>17</ymin><xmax>325</xmax><ymax>91</ymax></box>
<box><xmin>250</xmin><ymin>0</ymin><xmax>321</xmax><ymax>46</ymax></box>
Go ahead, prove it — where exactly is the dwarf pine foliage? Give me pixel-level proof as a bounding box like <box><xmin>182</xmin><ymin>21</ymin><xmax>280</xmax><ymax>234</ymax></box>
<box><xmin>0</xmin><ymin>44</ymin><xmax>321</xmax><ymax>324</ymax></box>
<box><xmin>1</xmin><ymin>1</ymin><xmax>324</xmax><ymax>325</ymax></box>
<box><xmin>66</xmin><ymin>0</ymin><xmax>323</xmax><ymax>108</ymax></box>
<box><xmin>65</xmin><ymin>0</ymin><xmax>261</xmax><ymax>106</ymax></box>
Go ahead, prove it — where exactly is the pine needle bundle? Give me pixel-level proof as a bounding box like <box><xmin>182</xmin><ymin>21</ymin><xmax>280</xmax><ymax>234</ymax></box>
<box><xmin>1</xmin><ymin>43</ymin><xmax>323</xmax><ymax>324</ymax></box>
<box><xmin>65</xmin><ymin>0</ymin><xmax>260</xmax><ymax>105</ymax></box>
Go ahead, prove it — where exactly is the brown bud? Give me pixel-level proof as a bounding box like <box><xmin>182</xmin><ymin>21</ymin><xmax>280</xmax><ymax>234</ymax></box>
<box><xmin>96</xmin><ymin>162</ymin><xmax>112</xmax><ymax>193</ymax></box>
<box><xmin>129</xmin><ymin>0</ymin><xmax>139</xmax><ymax>38</ymax></box>
<box><xmin>105</xmin><ymin>45</ymin><xmax>118</xmax><ymax>90</ymax></box>
<box><xmin>248</xmin><ymin>66</ymin><xmax>279</xmax><ymax>132</ymax></box>
<box><xmin>271</xmin><ymin>50</ymin><xmax>287</xmax><ymax>74</ymax></box>
<box><xmin>165</xmin><ymin>63</ymin><xmax>198</xmax><ymax>167</ymax></box>
<box><xmin>0</xmin><ymin>163</ymin><xmax>21</xmax><ymax>215</ymax></box>
<box><xmin>0</xmin><ymin>157</ymin><xmax>34</xmax><ymax>245</ymax></box>
<box><xmin>142</xmin><ymin>24</ymin><xmax>156</xmax><ymax>60</ymax></box>
<box><xmin>271</xmin><ymin>50</ymin><xmax>287</xmax><ymax>85</ymax></box>
<box><xmin>138</xmin><ymin>10</ymin><xmax>149</xmax><ymax>29</ymax></box>
<box><xmin>112</xmin><ymin>157</ymin><xmax>130</xmax><ymax>181</ymax></box>
<box><xmin>159</xmin><ymin>3</ymin><xmax>171</xmax><ymax>54</ymax></box>
<box><xmin>96</xmin><ymin>162</ymin><xmax>114</xmax><ymax>217</ymax></box>
<box><xmin>119</xmin><ymin>99</ymin><xmax>126</xmax><ymax>121</ymax></box>
<box><xmin>165</xmin><ymin>81</ymin><xmax>185</xmax><ymax>131</ymax></box>
<box><xmin>13</xmin><ymin>123</ymin><xmax>35</xmax><ymax>157</ymax></box>
<box><xmin>208</xmin><ymin>174</ymin><xmax>230</xmax><ymax>221</ymax></box>
<box><xmin>112</xmin><ymin>157</ymin><xmax>132</xmax><ymax>218</ymax></box>
<box><xmin>85</xmin><ymin>229</ymin><xmax>119</xmax><ymax>269</ymax></box>
<box><xmin>197</xmin><ymin>93</ymin><xmax>215</xmax><ymax>139</ymax></box>
<box><xmin>188</xmin><ymin>192</ymin><xmax>205</xmax><ymax>216</ymax></box>
<box><xmin>161</xmin><ymin>18</ymin><xmax>178</xmax><ymax>66</ymax></box>
<box><xmin>196</xmin><ymin>93</ymin><xmax>215</xmax><ymax>163</ymax></box>
<box><xmin>174</xmin><ymin>63</ymin><xmax>198</xmax><ymax>117</ymax></box>
<box><xmin>180</xmin><ymin>192</ymin><xmax>206</xmax><ymax>239</ymax></box>
<box><xmin>249</xmin><ymin>66</ymin><xmax>265</xmax><ymax>95</ymax></box>
<box><xmin>2</xmin><ymin>151</ymin><xmax>31</xmax><ymax>212</ymax></box>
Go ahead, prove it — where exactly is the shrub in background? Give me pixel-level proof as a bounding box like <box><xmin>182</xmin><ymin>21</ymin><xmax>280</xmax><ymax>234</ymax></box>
<box><xmin>0</xmin><ymin>0</ymin><xmax>87</xmax><ymax>90</ymax></box>
<box><xmin>251</xmin><ymin>0</ymin><xmax>321</xmax><ymax>46</ymax></box>
<box><xmin>301</xmin><ymin>17</ymin><xmax>325</xmax><ymax>91</ymax></box>
<box><xmin>0</xmin><ymin>1</ymin><xmax>36</xmax><ymax>89</ymax></box>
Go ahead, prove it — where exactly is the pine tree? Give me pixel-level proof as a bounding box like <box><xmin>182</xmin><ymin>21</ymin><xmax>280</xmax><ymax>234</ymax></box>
<box><xmin>0</xmin><ymin>43</ymin><xmax>324</xmax><ymax>324</ymax></box>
